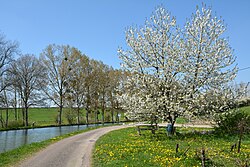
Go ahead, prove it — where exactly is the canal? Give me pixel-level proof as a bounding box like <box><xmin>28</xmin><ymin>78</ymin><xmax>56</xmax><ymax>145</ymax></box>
<box><xmin>0</xmin><ymin>124</ymin><xmax>107</xmax><ymax>153</ymax></box>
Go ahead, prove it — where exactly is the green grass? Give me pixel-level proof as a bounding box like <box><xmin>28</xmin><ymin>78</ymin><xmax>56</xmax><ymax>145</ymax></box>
<box><xmin>240</xmin><ymin>106</ymin><xmax>250</xmax><ymax>115</ymax></box>
<box><xmin>0</xmin><ymin>107</ymin><xmax>125</xmax><ymax>129</ymax></box>
<box><xmin>175</xmin><ymin>106</ymin><xmax>250</xmax><ymax>125</ymax></box>
<box><xmin>0</xmin><ymin>125</ymin><xmax>106</xmax><ymax>167</ymax></box>
<box><xmin>176</xmin><ymin>117</ymin><xmax>189</xmax><ymax>124</ymax></box>
<box><xmin>0</xmin><ymin>108</ymin><xmax>61</xmax><ymax>126</ymax></box>
<box><xmin>28</xmin><ymin>108</ymin><xmax>61</xmax><ymax>125</ymax></box>
<box><xmin>93</xmin><ymin>127</ymin><xmax>250</xmax><ymax>167</ymax></box>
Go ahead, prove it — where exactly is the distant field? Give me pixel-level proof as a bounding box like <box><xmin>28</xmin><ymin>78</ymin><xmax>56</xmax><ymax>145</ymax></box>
<box><xmin>0</xmin><ymin>106</ymin><xmax>249</xmax><ymax>128</ymax></box>
<box><xmin>0</xmin><ymin>107</ymin><xmax>124</xmax><ymax>128</ymax></box>
<box><xmin>28</xmin><ymin>108</ymin><xmax>62</xmax><ymax>125</ymax></box>
<box><xmin>0</xmin><ymin>108</ymin><xmax>62</xmax><ymax>126</ymax></box>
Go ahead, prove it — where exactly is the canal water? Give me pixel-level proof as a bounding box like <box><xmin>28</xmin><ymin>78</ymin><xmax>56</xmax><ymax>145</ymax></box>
<box><xmin>0</xmin><ymin>124</ymin><xmax>106</xmax><ymax>153</ymax></box>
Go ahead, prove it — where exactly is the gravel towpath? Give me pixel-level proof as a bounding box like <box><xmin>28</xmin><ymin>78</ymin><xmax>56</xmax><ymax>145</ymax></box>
<box><xmin>18</xmin><ymin>125</ymin><xmax>128</xmax><ymax>167</ymax></box>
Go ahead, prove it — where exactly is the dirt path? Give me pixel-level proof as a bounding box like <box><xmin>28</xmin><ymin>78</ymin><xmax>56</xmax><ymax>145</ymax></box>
<box><xmin>17</xmin><ymin>123</ymin><xmax>212</xmax><ymax>167</ymax></box>
<box><xmin>136</xmin><ymin>123</ymin><xmax>213</xmax><ymax>128</ymax></box>
<box><xmin>169</xmin><ymin>123</ymin><xmax>213</xmax><ymax>128</ymax></box>
<box><xmin>18</xmin><ymin>125</ymin><xmax>128</xmax><ymax>167</ymax></box>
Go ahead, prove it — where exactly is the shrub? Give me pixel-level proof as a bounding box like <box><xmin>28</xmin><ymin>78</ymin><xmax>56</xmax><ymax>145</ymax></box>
<box><xmin>105</xmin><ymin>114</ymin><xmax>111</xmax><ymax>122</ymax></box>
<box><xmin>214</xmin><ymin>110</ymin><xmax>250</xmax><ymax>134</ymax></box>
<box><xmin>7</xmin><ymin>120</ymin><xmax>23</xmax><ymax>128</ymax></box>
<box><xmin>64</xmin><ymin>109</ymin><xmax>77</xmax><ymax>124</ymax></box>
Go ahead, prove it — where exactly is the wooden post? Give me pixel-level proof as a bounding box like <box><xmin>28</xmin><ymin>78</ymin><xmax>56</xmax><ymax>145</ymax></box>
<box><xmin>201</xmin><ymin>148</ymin><xmax>206</xmax><ymax>167</ymax></box>
<box><xmin>238</xmin><ymin>124</ymin><xmax>244</xmax><ymax>153</ymax></box>
<box><xmin>176</xmin><ymin>144</ymin><xmax>179</xmax><ymax>153</ymax></box>
<box><xmin>137</xmin><ymin>126</ymin><xmax>141</xmax><ymax>135</ymax></box>
<box><xmin>230</xmin><ymin>143</ymin><xmax>237</xmax><ymax>152</ymax></box>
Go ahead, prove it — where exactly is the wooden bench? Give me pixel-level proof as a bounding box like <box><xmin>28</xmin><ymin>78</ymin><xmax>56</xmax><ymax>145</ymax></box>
<box><xmin>135</xmin><ymin>124</ymin><xmax>158</xmax><ymax>135</ymax></box>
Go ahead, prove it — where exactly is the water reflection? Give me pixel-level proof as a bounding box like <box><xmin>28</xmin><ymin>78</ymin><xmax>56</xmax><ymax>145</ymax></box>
<box><xmin>0</xmin><ymin>124</ymin><xmax>106</xmax><ymax>153</ymax></box>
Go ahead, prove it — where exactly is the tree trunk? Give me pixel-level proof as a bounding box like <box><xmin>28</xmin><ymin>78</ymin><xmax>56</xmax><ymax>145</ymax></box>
<box><xmin>95</xmin><ymin>111</ymin><xmax>97</xmax><ymax>123</ymax></box>
<box><xmin>4</xmin><ymin>90</ymin><xmax>9</xmax><ymax>127</ymax></box>
<box><xmin>171</xmin><ymin>122</ymin><xmax>176</xmax><ymax>134</ymax></box>
<box><xmin>0</xmin><ymin>110</ymin><xmax>4</xmax><ymax>128</ymax></box>
<box><xmin>14</xmin><ymin>89</ymin><xmax>18</xmax><ymax>121</ymax></box>
<box><xmin>22</xmin><ymin>107</ymin><xmax>25</xmax><ymax>126</ymax></box>
<box><xmin>5</xmin><ymin>108</ymin><xmax>9</xmax><ymax>128</ymax></box>
<box><xmin>101</xmin><ymin>93</ymin><xmax>105</xmax><ymax>124</ymax></box>
<box><xmin>111</xmin><ymin>108</ymin><xmax>114</xmax><ymax>123</ymax></box>
<box><xmin>58</xmin><ymin>105</ymin><xmax>63</xmax><ymax>125</ymax></box>
<box><xmin>14</xmin><ymin>107</ymin><xmax>18</xmax><ymax>121</ymax></box>
<box><xmin>116</xmin><ymin>112</ymin><xmax>119</xmax><ymax>123</ymax></box>
<box><xmin>77</xmin><ymin>106</ymin><xmax>80</xmax><ymax>124</ymax></box>
<box><xmin>166</xmin><ymin>112</ymin><xmax>177</xmax><ymax>135</ymax></box>
<box><xmin>58</xmin><ymin>85</ymin><xmax>63</xmax><ymax>125</ymax></box>
<box><xmin>25</xmin><ymin>106</ymin><xmax>29</xmax><ymax>127</ymax></box>
<box><xmin>86</xmin><ymin>109</ymin><xmax>89</xmax><ymax>125</ymax></box>
<box><xmin>95</xmin><ymin>110</ymin><xmax>99</xmax><ymax>123</ymax></box>
<box><xmin>238</xmin><ymin>125</ymin><xmax>244</xmax><ymax>153</ymax></box>
<box><xmin>101</xmin><ymin>108</ymin><xmax>104</xmax><ymax>125</ymax></box>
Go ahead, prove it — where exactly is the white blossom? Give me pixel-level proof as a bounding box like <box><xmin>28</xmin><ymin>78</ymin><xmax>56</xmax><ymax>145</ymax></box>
<box><xmin>118</xmin><ymin>5</ymin><xmax>238</xmax><ymax>125</ymax></box>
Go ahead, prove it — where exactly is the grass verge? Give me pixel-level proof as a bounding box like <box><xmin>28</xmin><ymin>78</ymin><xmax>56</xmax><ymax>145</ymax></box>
<box><xmin>0</xmin><ymin>126</ymin><xmax>106</xmax><ymax>167</ymax></box>
<box><xmin>93</xmin><ymin>127</ymin><xmax>250</xmax><ymax>167</ymax></box>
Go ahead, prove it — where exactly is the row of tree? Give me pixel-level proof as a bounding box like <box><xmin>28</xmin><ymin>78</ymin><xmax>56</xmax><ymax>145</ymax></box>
<box><xmin>0</xmin><ymin>34</ymin><xmax>19</xmax><ymax>127</ymax></box>
<box><xmin>0</xmin><ymin>36</ymin><xmax>125</xmax><ymax>127</ymax></box>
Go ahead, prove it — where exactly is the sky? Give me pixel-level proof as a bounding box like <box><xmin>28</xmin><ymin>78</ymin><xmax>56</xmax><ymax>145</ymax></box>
<box><xmin>0</xmin><ymin>0</ymin><xmax>249</xmax><ymax>83</ymax></box>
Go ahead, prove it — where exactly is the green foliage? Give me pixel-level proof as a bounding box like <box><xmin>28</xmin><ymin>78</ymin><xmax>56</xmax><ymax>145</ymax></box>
<box><xmin>105</xmin><ymin>113</ymin><xmax>111</xmax><ymax>122</ymax></box>
<box><xmin>214</xmin><ymin>110</ymin><xmax>250</xmax><ymax>135</ymax></box>
<box><xmin>6</xmin><ymin>120</ymin><xmax>23</xmax><ymax>129</ymax></box>
<box><xmin>64</xmin><ymin>108</ymin><xmax>77</xmax><ymax>124</ymax></box>
<box><xmin>93</xmin><ymin>128</ymin><xmax>250</xmax><ymax>167</ymax></box>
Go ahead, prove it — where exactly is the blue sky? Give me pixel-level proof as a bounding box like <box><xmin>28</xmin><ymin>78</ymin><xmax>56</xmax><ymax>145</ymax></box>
<box><xmin>0</xmin><ymin>0</ymin><xmax>249</xmax><ymax>83</ymax></box>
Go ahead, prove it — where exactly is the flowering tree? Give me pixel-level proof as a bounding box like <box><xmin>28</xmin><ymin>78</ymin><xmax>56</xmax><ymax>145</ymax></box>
<box><xmin>118</xmin><ymin>5</ymin><xmax>237</xmax><ymax>129</ymax></box>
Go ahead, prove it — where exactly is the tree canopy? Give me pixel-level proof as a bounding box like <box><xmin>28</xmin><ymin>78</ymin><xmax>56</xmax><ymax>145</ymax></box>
<box><xmin>118</xmin><ymin>5</ymin><xmax>238</xmax><ymax>126</ymax></box>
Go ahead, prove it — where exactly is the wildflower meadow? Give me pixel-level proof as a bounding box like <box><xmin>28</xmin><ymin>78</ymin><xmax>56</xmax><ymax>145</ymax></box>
<box><xmin>93</xmin><ymin>127</ymin><xmax>250</xmax><ymax>167</ymax></box>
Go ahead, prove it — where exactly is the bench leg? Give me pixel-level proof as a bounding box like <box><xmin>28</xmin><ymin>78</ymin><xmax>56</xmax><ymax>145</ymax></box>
<box><xmin>137</xmin><ymin>127</ymin><xmax>141</xmax><ymax>135</ymax></box>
